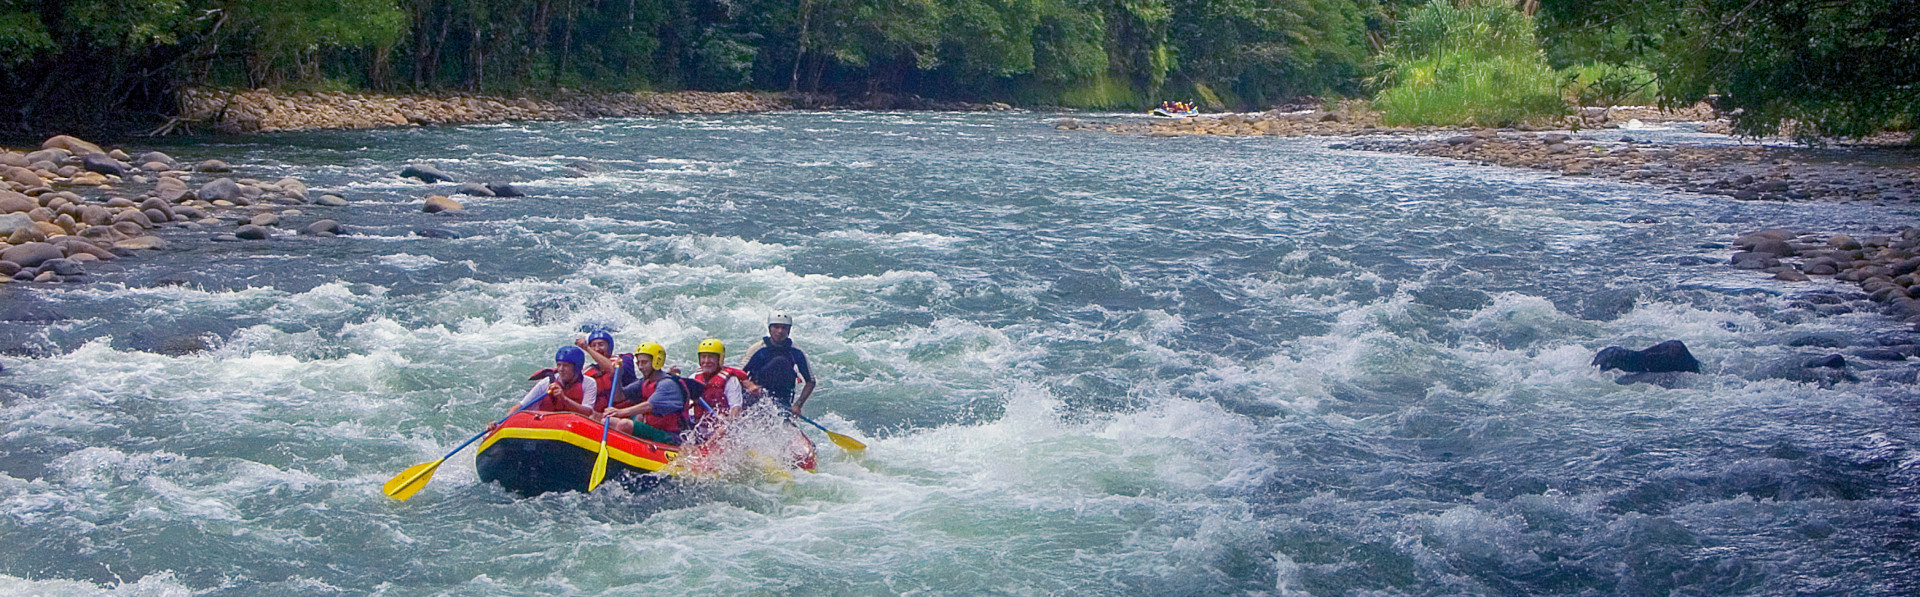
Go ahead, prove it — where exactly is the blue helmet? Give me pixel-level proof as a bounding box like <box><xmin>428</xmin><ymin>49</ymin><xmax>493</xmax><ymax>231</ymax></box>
<box><xmin>555</xmin><ymin>345</ymin><xmax>587</xmax><ymax>369</ymax></box>
<box><xmin>587</xmin><ymin>329</ymin><xmax>615</xmax><ymax>349</ymax></box>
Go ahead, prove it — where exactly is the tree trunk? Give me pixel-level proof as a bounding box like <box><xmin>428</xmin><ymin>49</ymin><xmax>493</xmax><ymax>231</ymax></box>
<box><xmin>788</xmin><ymin>0</ymin><xmax>813</xmax><ymax>92</ymax></box>
<box><xmin>557</xmin><ymin>0</ymin><xmax>576</xmax><ymax>88</ymax></box>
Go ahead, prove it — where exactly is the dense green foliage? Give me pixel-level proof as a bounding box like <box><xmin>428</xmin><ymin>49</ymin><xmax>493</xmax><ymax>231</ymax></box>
<box><xmin>1658</xmin><ymin>0</ymin><xmax>1920</xmax><ymax>141</ymax></box>
<box><xmin>0</xmin><ymin>0</ymin><xmax>1384</xmax><ymax>132</ymax></box>
<box><xmin>1372</xmin><ymin>0</ymin><xmax>1564</xmax><ymax>127</ymax></box>
<box><xmin>0</xmin><ymin>0</ymin><xmax>1912</xmax><ymax>139</ymax></box>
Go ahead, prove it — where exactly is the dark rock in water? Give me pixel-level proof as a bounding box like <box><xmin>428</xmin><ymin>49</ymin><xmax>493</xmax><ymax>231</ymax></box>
<box><xmin>80</xmin><ymin>154</ymin><xmax>126</xmax><ymax>177</ymax></box>
<box><xmin>199</xmin><ymin>178</ymin><xmax>243</xmax><ymax>203</ymax></box>
<box><xmin>302</xmin><ymin>219</ymin><xmax>343</xmax><ymax>236</ymax></box>
<box><xmin>485</xmin><ymin>182</ymin><xmax>524</xmax><ymax>197</ymax></box>
<box><xmin>414</xmin><ymin>227</ymin><xmax>459</xmax><ymax>239</ymax></box>
<box><xmin>195</xmin><ymin>159</ymin><xmax>231</xmax><ymax>173</ymax></box>
<box><xmin>566</xmin><ymin>160</ymin><xmax>601</xmax><ymax>173</ymax></box>
<box><xmin>401</xmin><ymin>164</ymin><xmax>455</xmax><ymax>183</ymax></box>
<box><xmin>136</xmin><ymin>151</ymin><xmax>174</xmax><ymax>166</ymax></box>
<box><xmin>1730</xmin><ymin>252</ymin><xmax>1779</xmax><ymax>269</ymax></box>
<box><xmin>422</xmin><ymin>195</ymin><xmax>463</xmax><ymax>214</ymax></box>
<box><xmin>233</xmin><ymin>225</ymin><xmax>271</xmax><ymax>240</ymax></box>
<box><xmin>452</xmin><ymin>182</ymin><xmax>495</xmax><ymax>197</ymax></box>
<box><xmin>209</xmin><ymin>234</ymin><xmax>242</xmax><ymax>242</ymax></box>
<box><xmin>1786</xmin><ymin>333</ymin><xmax>1848</xmax><ymax>348</ymax></box>
<box><xmin>1593</xmin><ymin>340</ymin><xmax>1701</xmax><ymax>373</ymax></box>
<box><xmin>1806</xmin><ymin>354</ymin><xmax>1846</xmax><ymax>369</ymax></box>
<box><xmin>39</xmin><ymin>258</ymin><xmax>83</xmax><ymax>276</ymax></box>
<box><xmin>155</xmin><ymin>335</ymin><xmax>210</xmax><ymax>355</ymax></box>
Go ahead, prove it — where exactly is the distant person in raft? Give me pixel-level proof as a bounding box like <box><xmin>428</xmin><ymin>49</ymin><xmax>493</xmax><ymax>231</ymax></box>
<box><xmin>573</xmin><ymin>328</ymin><xmax>620</xmax><ymax>412</ymax></box>
<box><xmin>690</xmin><ymin>338</ymin><xmax>754</xmax><ymax>429</ymax></box>
<box><xmin>511</xmin><ymin>345</ymin><xmax>600</xmax><ymax>418</ymax></box>
<box><xmin>740</xmin><ymin>312</ymin><xmax>816</xmax><ymax>417</ymax></box>
<box><xmin>596</xmin><ymin>342</ymin><xmax>691</xmax><ymax>445</ymax></box>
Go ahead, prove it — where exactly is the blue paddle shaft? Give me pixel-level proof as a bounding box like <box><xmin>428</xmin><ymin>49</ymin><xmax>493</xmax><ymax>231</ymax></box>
<box><xmin>437</xmin><ymin>391</ymin><xmax>545</xmax><ymax>462</ymax></box>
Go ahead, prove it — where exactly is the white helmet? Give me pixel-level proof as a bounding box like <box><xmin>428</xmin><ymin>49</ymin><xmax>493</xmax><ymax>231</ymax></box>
<box><xmin>768</xmin><ymin>312</ymin><xmax>793</xmax><ymax>326</ymax></box>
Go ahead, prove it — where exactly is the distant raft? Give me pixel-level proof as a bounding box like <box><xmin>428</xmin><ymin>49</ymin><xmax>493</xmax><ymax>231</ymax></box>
<box><xmin>475</xmin><ymin>411</ymin><xmax>816</xmax><ymax>496</ymax></box>
<box><xmin>1148</xmin><ymin>107</ymin><xmax>1199</xmax><ymax>118</ymax></box>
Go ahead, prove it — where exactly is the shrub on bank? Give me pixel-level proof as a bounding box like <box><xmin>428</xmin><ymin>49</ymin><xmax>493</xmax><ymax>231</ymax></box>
<box><xmin>1563</xmin><ymin>62</ymin><xmax>1660</xmax><ymax>108</ymax></box>
<box><xmin>1372</xmin><ymin>0</ymin><xmax>1569</xmax><ymax>127</ymax></box>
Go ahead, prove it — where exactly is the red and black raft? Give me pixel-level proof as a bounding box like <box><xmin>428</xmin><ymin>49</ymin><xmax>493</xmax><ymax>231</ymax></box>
<box><xmin>475</xmin><ymin>411</ymin><xmax>817</xmax><ymax>496</ymax></box>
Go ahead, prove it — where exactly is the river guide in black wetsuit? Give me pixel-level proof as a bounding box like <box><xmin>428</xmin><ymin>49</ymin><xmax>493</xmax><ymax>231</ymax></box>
<box><xmin>740</xmin><ymin>312</ymin><xmax>816</xmax><ymax>417</ymax></box>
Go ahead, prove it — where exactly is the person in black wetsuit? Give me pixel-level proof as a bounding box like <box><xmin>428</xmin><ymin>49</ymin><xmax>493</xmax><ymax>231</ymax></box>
<box><xmin>739</xmin><ymin>312</ymin><xmax>816</xmax><ymax>417</ymax></box>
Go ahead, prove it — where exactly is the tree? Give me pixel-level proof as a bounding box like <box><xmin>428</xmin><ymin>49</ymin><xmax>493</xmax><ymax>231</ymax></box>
<box><xmin>1659</xmin><ymin>0</ymin><xmax>1920</xmax><ymax>141</ymax></box>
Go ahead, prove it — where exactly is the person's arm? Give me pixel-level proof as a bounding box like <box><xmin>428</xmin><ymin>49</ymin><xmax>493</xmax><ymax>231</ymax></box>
<box><xmin>576</xmin><ymin>338</ymin><xmax>617</xmax><ymax>377</ymax></box>
<box><xmin>651</xmin><ymin>377</ymin><xmax>686</xmax><ymax>415</ymax></box>
<box><xmin>740</xmin><ymin>346</ymin><xmax>769</xmax><ymax>397</ymax></box>
<box><xmin>791</xmin><ymin>349</ymin><xmax>816</xmax><ymax>416</ymax></box>
<box><xmin>514</xmin><ymin>380</ymin><xmax>546</xmax><ymax>416</ymax></box>
<box><xmin>723</xmin><ymin>376</ymin><xmax>745</xmax><ymax>416</ymax></box>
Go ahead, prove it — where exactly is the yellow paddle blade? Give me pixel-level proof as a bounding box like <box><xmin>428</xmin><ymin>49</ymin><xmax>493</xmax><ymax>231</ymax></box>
<box><xmin>382</xmin><ymin>459</ymin><xmax>444</xmax><ymax>501</ymax></box>
<box><xmin>588</xmin><ymin>443</ymin><xmax>611</xmax><ymax>491</ymax></box>
<box><xmin>825</xmin><ymin>430</ymin><xmax>866</xmax><ymax>452</ymax></box>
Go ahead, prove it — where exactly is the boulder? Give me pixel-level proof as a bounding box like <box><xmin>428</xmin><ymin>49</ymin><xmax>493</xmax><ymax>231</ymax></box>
<box><xmin>249</xmin><ymin>213</ymin><xmax>279</xmax><ymax>227</ymax></box>
<box><xmin>0</xmin><ymin>191</ymin><xmax>34</xmax><ymax>214</ymax></box>
<box><xmin>275</xmin><ymin>178</ymin><xmax>308</xmax><ymax>201</ymax></box>
<box><xmin>4</xmin><ymin>167</ymin><xmax>43</xmax><ymax>188</ymax></box>
<box><xmin>0</xmin><ymin>152</ymin><xmax>24</xmax><ymax>167</ymax></box>
<box><xmin>422</xmin><ymin>195</ymin><xmax>463</xmax><ymax>213</ymax></box>
<box><xmin>234</xmin><ymin>224</ymin><xmax>271</xmax><ymax>240</ymax></box>
<box><xmin>77</xmin><ymin>205</ymin><xmax>111</xmax><ymax>226</ymax></box>
<box><xmin>485</xmin><ymin>182</ymin><xmax>524</xmax><ymax>197</ymax></box>
<box><xmin>0</xmin><ymin>212</ymin><xmax>32</xmax><ymax>235</ymax></box>
<box><xmin>80</xmin><ymin>154</ymin><xmax>127</xmax><ymax>177</ymax></box>
<box><xmin>143</xmin><ymin>208</ymin><xmax>170</xmax><ymax>224</ymax></box>
<box><xmin>199</xmin><ymin>178</ymin><xmax>243</xmax><ymax>203</ymax></box>
<box><xmin>452</xmin><ymin>182</ymin><xmax>495</xmax><ymax>197</ymax></box>
<box><xmin>302</xmin><ymin>219</ymin><xmax>343</xmax><ymax>236</ymax></box>
<box><xmin>196</xmin><ymin>159</ymin><xmax>232</xmax><ymax>173</ymax></box>
<box><xmin>314</xmin><ymin>194</ymin><xmax>348</xmax><ymax>206</ymax></box>
<box><xmin>41</xmin><ymin>135</ymin><xmax>103</xmax><ymax>155</ymax></box>
<box><xmin>136</xmin><ymin>151</ymin><xmax>175</xmax><ymax>166</ymax></box>
<box><xmin>24</xmin><ymin>148</ymin><xmax>69</xmax><ymax>166</ymax></box>
<box><xmin>1592</xmin><ymin>340</ymin><xmax>1701</xmax><ymax>373</ymax></box>
<box><xmin>111</xmin><ymin>209</ymin><xmax>154</xmax><ymax>229</ymax></box>
<box><xmin>401</xmin><ymin>164</ymin><xmax>456</xmax><ymax>183</ymax></box>
<box><xmin>0</xmin><ymin>261</ymin><xmax>16</xmax><ymax>276</ymax></box>
<box><xmin>414</xmin><ymin>227</ymin><xmax>459</xmax><ymax>239</ymax></box>
<box><xmin>1</xmin><ymin>242</ymin><xmax>64</xmax><ymax>268</ymax></box>
<box><xmin>39</xmin><ymin>258</ymin><xmax>83</xmax><ymax>276</ymax></box>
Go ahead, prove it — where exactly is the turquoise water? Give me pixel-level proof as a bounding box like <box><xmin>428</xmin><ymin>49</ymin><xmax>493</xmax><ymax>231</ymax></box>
<box><xmin>0</xmin><ymin>112</ymin><xmax>1916</xmax><ymax>595</ymax></box>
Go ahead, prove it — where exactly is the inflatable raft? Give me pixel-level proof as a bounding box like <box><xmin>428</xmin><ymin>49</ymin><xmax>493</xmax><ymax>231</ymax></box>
<box><xmin>475</xmin><ymin>411</ymin><xmax>816</xmax><ymax>496</ymax></box>
<box><xmin>1148</xmin><ymin>107</ymin><xmax>1199</xmax><ymax>118</ymax></box>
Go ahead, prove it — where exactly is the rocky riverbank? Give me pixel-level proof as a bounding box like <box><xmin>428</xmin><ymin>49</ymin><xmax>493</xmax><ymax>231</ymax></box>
<box><xmin>0</xmin><ymin>134</ymin><xmax>341</xmax><ymax>283</ymax></box>
<box><xmin>172</xmin><ymin>88</ymin><xmax>1014</xmax><ymax>134</ymax></box>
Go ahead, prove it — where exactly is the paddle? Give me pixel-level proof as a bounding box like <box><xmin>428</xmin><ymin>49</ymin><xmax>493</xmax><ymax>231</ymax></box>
<box><xmin>383</xmin><ymin>392</ymin><xmax>543</xmax><ymax>501</ymax></box>
<box><xmin>588</xmin><ymin>411</ymin><xmax>613</xmax><ymax>491</ymax></box>
<box><xmin>796</xmin><ymin>413</ymin><xmax>866</xmax><ymax>452</ymax></box>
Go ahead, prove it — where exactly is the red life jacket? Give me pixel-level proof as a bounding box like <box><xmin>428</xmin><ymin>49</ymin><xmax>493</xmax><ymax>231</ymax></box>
<box><xmin>533</xmin><ymin>374</ymin><xmax>585</xmax><ymax>413</ymax></box>
<box><xmin>633</xmin><ymin>374</ymin><xmax>684</xmax><ymax>434</ymax></box>
<box><xmin>692</xmin><ymin>367</ymin><xmax>748</xmax><ymax>420</ymax></box>
<box><xmin>583</xmin><ymin>362</ymin><xmax>614</xmax><ymax>411</ymax></box>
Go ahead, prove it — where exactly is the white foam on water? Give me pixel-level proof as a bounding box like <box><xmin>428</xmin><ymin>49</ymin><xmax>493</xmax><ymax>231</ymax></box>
<box><xmin>0</xmin><ymin>572</ymin><xmax>192</xmax><ymax>597</ymax></box>
<box><xmin>817</xmin><ymin>229</ymin><xmax>966</xmax><ymax>250</ymax></box>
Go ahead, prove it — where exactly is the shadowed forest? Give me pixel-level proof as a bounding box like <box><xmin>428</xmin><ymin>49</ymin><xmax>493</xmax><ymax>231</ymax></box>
<box><xmin>0</xmin><ymin>0</ymin><xmax>1913</xmax><ymax>138</ymax></box>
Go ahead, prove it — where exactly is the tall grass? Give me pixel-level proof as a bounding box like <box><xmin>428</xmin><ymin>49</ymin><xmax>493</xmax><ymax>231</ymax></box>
<box><xmin>1373</xmin><ymin>0</ymin><xmax>1568</xmax><ymax>127</ymax></box>
<box><xmin>1562</xmin><ymin>62</ymin><xmax>1660</xmax><ymax>107</ymax></box>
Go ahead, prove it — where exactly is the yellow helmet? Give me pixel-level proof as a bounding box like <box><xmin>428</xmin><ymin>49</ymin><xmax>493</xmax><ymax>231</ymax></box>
<box><xmin>635</xmin><ymin>342</ymin><xmax>666</xmax><ymax>368</ymax></box>
<box><xmin>697</xmin><ymin>338</ymin><xmax>726</xmax><ymax>358</ymax></box>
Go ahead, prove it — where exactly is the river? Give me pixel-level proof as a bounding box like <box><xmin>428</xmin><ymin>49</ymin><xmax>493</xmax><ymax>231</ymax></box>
<box><xmin>1</xmin><ymin>112</ymin><xmax>1916</xmax><ymax>595</ymax></box>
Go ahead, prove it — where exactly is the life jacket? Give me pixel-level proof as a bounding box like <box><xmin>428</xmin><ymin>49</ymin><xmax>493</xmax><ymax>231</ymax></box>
<box><xmin>749</xmin><ymin>339</ymin><xmax>800</xmax><ymax>397</ymax></box>
<box><xmin>583</xmin><ymin>361</ymin><xmax>615</xmax><ymax>411</ymax></box>
<box><xmin>630</xmin><ymin>372</ymin><xmax>705</xmax><ymax>434</ymax></box>
<box><xmin>532</xmin><ymin>373</ymin><xmax>585</xmax><ymax>413</ymax></box>
<box><xmin>692</xmin><ymin>367</ymin><xmax>748</xmax><ymax>420</ymax></box>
